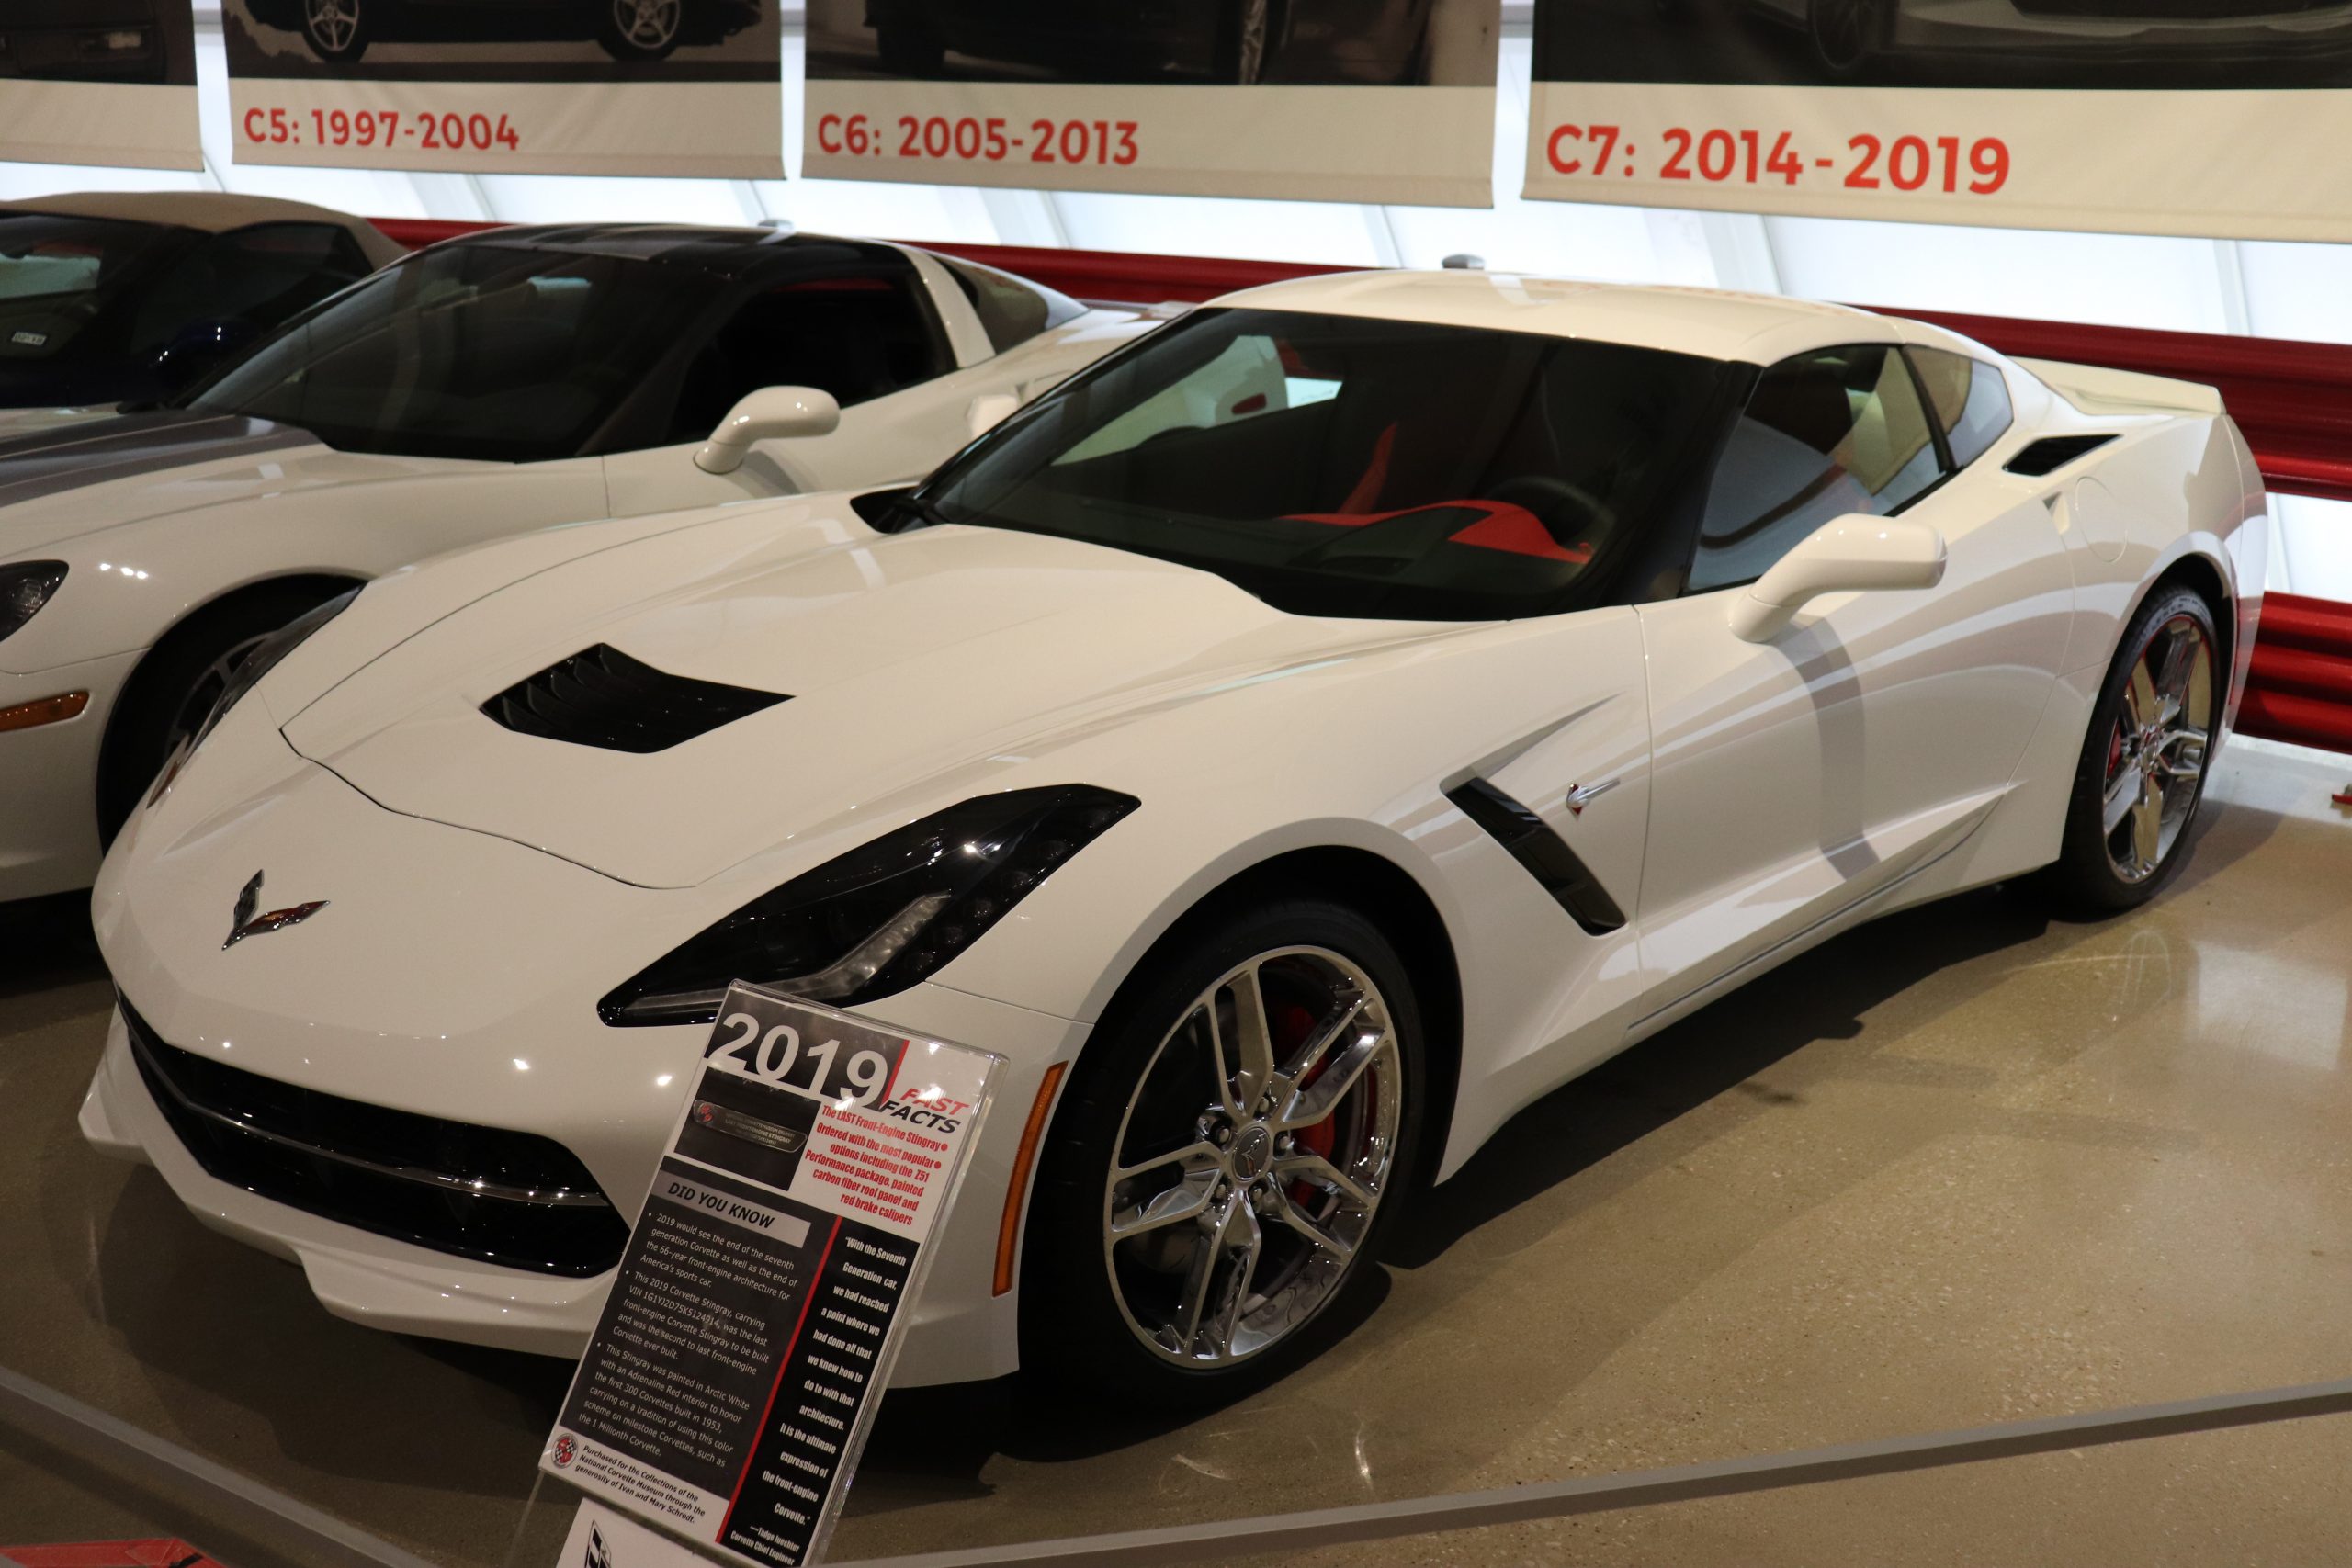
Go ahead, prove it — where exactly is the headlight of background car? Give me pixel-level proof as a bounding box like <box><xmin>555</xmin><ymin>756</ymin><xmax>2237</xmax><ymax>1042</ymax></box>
<box><xmin>600</xmin><ymin>784</ymin><xmax>1141</xmax><ymax>1027</ymax></box>
<box><xmin>0</xmin><ymin>562</ymin><xmax>68</xmax><ymax>643</ymax></box>
<box><xmin>147</xmin><ymin>588</ymin><xmax>359</xmax><ymax>807</ymax></box>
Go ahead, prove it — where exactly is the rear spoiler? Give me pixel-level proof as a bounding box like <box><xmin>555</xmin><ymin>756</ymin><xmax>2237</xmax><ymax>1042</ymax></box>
<box><xmin>2015</xmin><ymin>357</ymin><xmax>2226</xmax><ymax>419</ymax></box>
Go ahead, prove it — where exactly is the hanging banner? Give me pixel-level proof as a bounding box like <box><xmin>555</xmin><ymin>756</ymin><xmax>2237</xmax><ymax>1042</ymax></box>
<box><xmin>222</xmin><ymin>0</ymin><xmax>784</xmax><ymax>176</ymax></box>
<box><xmin>0</xmin><ymin>0</ymin><xmax>201</xmax><ymax>170</ymax></box>
<box><xmin>1525</xmin><ymin>1</ymin><xmax>2352</xmax><ymax>243</ymax></box>
<box><xmin>541</xmin><ymin>984</ymin><xmax>1000</xmax><ymax>1568</ymax></box>
<box><xmin>804</xmin><ymin>0</ymin><xmax>1501</xmax><ymax>207</ymax></box>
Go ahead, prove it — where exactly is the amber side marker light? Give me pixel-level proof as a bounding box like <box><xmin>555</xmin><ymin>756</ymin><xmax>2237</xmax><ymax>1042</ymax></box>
<box><xmin>0</xmin><ymin>691</ymin><xmax>89</xmax><ymax>734</ymax></box>
<box><xmin>993</xmin><ymin>1061</ymin><xmax>1068</xmax><ymax>1297</ymax></box>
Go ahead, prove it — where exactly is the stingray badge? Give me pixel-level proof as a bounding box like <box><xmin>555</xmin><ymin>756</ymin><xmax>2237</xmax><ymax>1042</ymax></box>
<box><xmin>224</xmin><ymin>870</ymin><xmax>329</xmax><ymax>950</ymax></box>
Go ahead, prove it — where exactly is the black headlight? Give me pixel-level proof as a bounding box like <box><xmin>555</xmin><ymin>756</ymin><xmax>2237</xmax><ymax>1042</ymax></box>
<box><xmin>148</xmin><ymin>589</ymin><xmax>359</xmax><ymax>807</ymax></box>
<box><xmin>599</xmin><ymin>784</ymin><xmax>1140</xmax><ymax>1027</ymax></box>
<box><xmin>0</xmin><ymin>562</ymin><xmax>67</xmax><ymax>642</ymax></box>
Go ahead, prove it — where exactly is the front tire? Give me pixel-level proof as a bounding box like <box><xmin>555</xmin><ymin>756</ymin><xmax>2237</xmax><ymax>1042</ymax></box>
<box><xmin>598</xmin><ymin>0</ymin><xmax>684</xmax><ymax>60</ymax></box>
<box><xmin>300</xmin><ymin>0</ymin><xmax>369</xmax><ymax>62</ymax></box>
<box><xmin>1022</xmin><ymin>898</ymin><xmax>1425</xmax><ymax>1405</ymax></box>
<box><xmin>95</xmin><ymin>584</ymin><xmax>353</xmax><ymax>847</ymax></box>
<box><xmin>2041</xmin><ymin>584</ymin><xmax>2221</xmax><ymax>914</ymax></box>
<box><xmin>1806</xmin><ymin>0</ymin><xmax>1887</xmax><ymax>76</ymax></box>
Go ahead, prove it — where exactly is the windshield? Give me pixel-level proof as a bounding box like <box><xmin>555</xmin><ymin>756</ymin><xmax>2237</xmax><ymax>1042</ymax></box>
<box><xmin>908</xmin><ymin>307</ymin><xmax>1742</xmax><ymax>621</ymax></box>
<box><xmin>0</xmin><ymin>214</ymin><xmax>181</xmax><ymax>365</ymax></box>
<box><xmin>185</xmin><ymin>243</ymin><xmax>713</xmax><ymax>463</ymax></box>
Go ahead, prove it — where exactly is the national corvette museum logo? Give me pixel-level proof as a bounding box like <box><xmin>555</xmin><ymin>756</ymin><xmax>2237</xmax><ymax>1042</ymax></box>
<box><xmin>552</xmin><ymin>1433</ymin><xmax>577</xmax><ymax>1468</ymax></box>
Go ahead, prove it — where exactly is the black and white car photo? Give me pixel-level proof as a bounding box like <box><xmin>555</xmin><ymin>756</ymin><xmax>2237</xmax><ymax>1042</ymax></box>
<box><xmin>808</xmin><ymin>0</ymin><xmax>1472</xmax><ymax>86</ymax></box>
<box><xmin>227</xmin><ymin>0</ymin><xmax>774</xmax><ymax>73</ymax></box>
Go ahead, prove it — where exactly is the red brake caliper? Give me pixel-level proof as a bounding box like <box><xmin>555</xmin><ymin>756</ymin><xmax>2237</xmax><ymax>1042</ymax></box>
<box><xmin>1278</xmin><ymin>1003</ymin><xmax>1339</xmax><ymax>1205</ymax></box>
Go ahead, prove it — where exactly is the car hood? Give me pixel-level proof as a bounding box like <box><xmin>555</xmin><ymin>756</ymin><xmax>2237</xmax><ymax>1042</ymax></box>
<box><xmin>280</xmin><ymin>504</ymin><xmax>1456</xmax><ymax>890</ymax></box>
<box><xmin>0</xmin><ymin>409</ymin><xmax>436</xmax><ymax>556</ymax></box>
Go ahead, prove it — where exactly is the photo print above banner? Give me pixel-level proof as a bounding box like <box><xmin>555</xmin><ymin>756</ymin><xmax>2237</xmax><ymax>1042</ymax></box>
<box><xmin>0</xmin><ymin>0</ymin><xmax>201</xmax><ymax>169</ymax></box>
<box><xmin>224</xmin><ymin>0</ymin><xmax>784</xmax><ymax>176</ymax></box>
<box><xmin>804</xmin><ymin>0</ymin><xmax>1501</xmax><ymax>207</ymax></box>
<box><xmin>1524</xmin><ymin>0</ymin><xmax>2352</xmax><ymax>242</ymax></box>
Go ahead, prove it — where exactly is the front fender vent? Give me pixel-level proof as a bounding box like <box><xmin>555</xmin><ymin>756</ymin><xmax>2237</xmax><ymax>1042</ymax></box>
<box><xmin>1446</xmin><ymin>777</ymin><xmax>1627</xmax><ymax>936</ymax></box>
<box><xmin>483</xmin><ymin>643</ymin><xmax>788</xmax><ymax>754</ymax></box>
<box><xmin>2006</xmin><ymin>434</ymin><xmax>2118</xmax><ymax>477</ymax></box>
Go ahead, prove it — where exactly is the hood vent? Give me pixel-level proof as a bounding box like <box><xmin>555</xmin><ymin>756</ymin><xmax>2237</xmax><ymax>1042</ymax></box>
<box><xmin>482</xmin><ymin>644</ymin><xmax>788</xmax><ymax>754</ymax></box>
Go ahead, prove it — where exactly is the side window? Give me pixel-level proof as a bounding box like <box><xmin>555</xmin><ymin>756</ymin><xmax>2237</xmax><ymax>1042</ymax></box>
<box><xmin>127</xmin><ymin>223</ymin><xmax>372</xmax><ymax>352</ymax></box>
<box><xmin>666</xmin><ymin>264</ymin><xmax>947</xmax><ymax>442</ymax></box>
<box><xmin>1689</xmin><ymin>344</ymin><xmax>1947</xmax><ymax>594</ymax></box>
<box><xmin>938</xmin><ymin>254</ymin><xmax>1086</xmax><ymax>355</ymax></box>
<box><xmin>1909</xmin><ymin>345</ymin><xmax>2014</xmax><ymax>469</ymax></box>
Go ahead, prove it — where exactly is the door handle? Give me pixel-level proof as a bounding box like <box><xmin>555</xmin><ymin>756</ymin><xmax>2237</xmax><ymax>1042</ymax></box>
<box><xmin>1566</xmin><ymin>779</ymin><xmax>1619</xmax><ymax>817</ymax></box>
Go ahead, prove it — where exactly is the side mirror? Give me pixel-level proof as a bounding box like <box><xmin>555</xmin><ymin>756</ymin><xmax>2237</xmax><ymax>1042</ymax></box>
<box><xmin>965</xmin><ymin>392</ymin><xmax>1021</xmax><ymax>441</ymax></box>
<box><xmin>1727</xmin><ymin>515</ymin><xmax>1947</xmax><ymax>642</ymax></box>
<box><xmin>695</xmin><ymin>385</ymin><xmax>842</xmax><ymax>475</ymax></box>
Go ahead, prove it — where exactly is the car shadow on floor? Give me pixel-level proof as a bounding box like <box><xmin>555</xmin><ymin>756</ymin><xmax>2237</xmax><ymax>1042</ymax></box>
<box><xmin>0</xmin><ymin>893</ymin><xmax>102</xmax><ymax>1002</ymax></box>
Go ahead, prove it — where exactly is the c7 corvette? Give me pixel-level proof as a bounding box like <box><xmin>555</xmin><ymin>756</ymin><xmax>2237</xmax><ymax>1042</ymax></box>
<box><xmin>83</xmin><ymin>272</ymin><xmax>2265</xmax><ymax>1403</ymax></box>
<box><xmin>0</xmin><ymin>223</ymin><xmax>1142</xmax><ymax>904</ymax></box>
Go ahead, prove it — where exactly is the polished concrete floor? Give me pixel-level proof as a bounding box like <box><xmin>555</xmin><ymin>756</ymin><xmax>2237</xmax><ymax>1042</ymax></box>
<box><xmin>4</xmin><ymin>738</ymin><xmax>2350</xmax><ymax>1566</ymax></box>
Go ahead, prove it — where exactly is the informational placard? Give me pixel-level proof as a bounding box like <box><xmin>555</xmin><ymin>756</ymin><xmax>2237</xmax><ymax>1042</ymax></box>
<box><xmin>1525</xmin><ymin>0</ymin><xmax>2352</xmax><ymax>243</ymax></box>
<box><xmin>803</xmin><ymin>0</ymin><xmax>1501</xmax><ymax>207</ymax></box>
<box><xmin>221</xmin><ymin>0</ymin><xmax>783</xmax><ymax>176</ymax></box>
<box><xmin>541</xmin><ymin>984</ymin><xmax>998</xmax><ymax>1568</ymax></box>
<box><xmin>0</xmin><ymin>0</ymin><xmax>201</xmax><ymax>169</ymax></box>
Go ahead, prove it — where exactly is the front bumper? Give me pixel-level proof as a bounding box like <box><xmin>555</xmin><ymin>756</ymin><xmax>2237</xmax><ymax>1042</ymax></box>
<box><xmin>85</xmin><ymin>984</ymin><xmax>1086</xmax><ymax>1382</ymax></box>
<box><xmin>85</xmin><ymin>751</ymin><xmax>1090</xmax><ymax>1382</ymax></box>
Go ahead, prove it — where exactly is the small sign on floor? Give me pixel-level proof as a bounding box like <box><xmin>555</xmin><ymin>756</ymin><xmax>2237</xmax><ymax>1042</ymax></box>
<box><xmin>540</xmin><ymin>983</ymin><xmax>1000</xmax><ymax>1567</ymax></box>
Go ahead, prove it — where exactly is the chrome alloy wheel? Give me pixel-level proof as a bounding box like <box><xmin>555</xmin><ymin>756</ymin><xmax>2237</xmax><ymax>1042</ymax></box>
<box><xmin>306</xmin><ymin>0</ymin><xmax>360</xmax><ymax>51</ymax></box>
<box><xmin>615</xmin><ymin>0</ymin><xmax>682</xmax><ymax>49</ymax></box>
<box><xmin>164</xmin><ymin>629</ymin><xmax>274</xmax><ymax>756</ymax></box>
<box><xmin>1102</xmin><ymin>947</ymin><xmax>1401</xmax><ymax>1369</ymax></box>
<box><xmin>2101</xmin><ymin>611</ymin><xmax>2214</xmax><ymax>885</ymax></box>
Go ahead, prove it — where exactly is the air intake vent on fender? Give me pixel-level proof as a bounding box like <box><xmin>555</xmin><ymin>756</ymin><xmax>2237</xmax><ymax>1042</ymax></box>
<box><xmin>482</xmin><ymin>644</ymin><xmax>788</xmax><ymax>754</ymax></box>
<box><xmin>2006</xmin><ymin>434</ymin><xmax>2118</xmax><ymax>478</ymax></box>
<box><xmin>1445</xmin><ymin>777</ymin><xmax>1627</xmax><ymax>937</ymax></box>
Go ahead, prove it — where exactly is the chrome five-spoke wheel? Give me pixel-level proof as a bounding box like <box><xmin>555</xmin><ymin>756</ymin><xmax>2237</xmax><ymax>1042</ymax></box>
<box><xmin>2101</xmin><ymin>611</ymin><xmax>2213</xmax><ymax>885</ymax></box>
<box><xmin>1103</xmin><ymin>946</ymin><xmax>1400</xmax><ymax>1369</ymax></box>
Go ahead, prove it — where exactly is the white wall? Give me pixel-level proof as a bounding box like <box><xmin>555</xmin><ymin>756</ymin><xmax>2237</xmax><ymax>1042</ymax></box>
<box><xmin>5</xmin><ymin>7</ymin><xmax>2346</xmax><ymax>595</ymax></box>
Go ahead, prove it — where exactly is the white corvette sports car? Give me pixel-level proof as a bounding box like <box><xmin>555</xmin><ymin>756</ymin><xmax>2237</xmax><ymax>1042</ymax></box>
<box><xmin>0</xmin><ymin>223</ymin><xmax>1142</xmax><ymax>902</ymax></box>
<box><xmin>84</xmin><ymin>271</ymin><xmax>2265</xmax><ymax>1401</ymax></box>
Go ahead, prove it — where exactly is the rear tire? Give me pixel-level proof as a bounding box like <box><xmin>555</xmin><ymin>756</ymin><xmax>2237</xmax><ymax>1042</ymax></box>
<box><xmin>96</xmin><ymin>583</ymin><xmax>355</xmax><ymax>847</ymax></box>
<box><xmin>1021</xmin><ymin>897</ymin><xmax>1425</xmax><ymax>1407</ymax></box>
<box><xmin>2040</xmin><ymin>584</ymin><xmax>2221</xmax><ymax>915</ymax></box>
<box><xmin>597</xmin><ymin>0</ymin><xmax>684</xmax><ymax>62</ymax></box>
